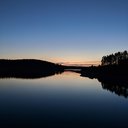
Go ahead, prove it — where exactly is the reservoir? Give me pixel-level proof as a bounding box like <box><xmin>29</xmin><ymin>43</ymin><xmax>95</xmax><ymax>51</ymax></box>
<box><xmin>0</xmin><ymin>71</ymin><xmax>128</xmax><ymax>127</ymax></box>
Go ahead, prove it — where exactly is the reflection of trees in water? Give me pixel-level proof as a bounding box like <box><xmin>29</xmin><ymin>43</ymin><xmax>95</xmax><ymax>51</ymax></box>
<box><xmin>81</xmin><ymin>71</ymin><xmax>128</xmax><ymax>98</ymax></box>
<box><xmin>0</xmin><ymin>71</ymin><xmax>63</xmax><ymax>79</ymax></box>
<box><xmin>98</xmin><ymin>77</ymin><xmax>128</xmax><ymax>98</ymax></box>
<box><xmin>101</xmin><ymin>82</ymin><xmax>128</xmax><ymax>98</ymax></box>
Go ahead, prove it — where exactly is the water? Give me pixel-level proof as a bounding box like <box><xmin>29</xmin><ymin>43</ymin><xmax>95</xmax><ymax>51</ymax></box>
<box><xmin>0</xmin><ymin>71</ymin><xmax>128</xmax><ymax>128</ymax></box>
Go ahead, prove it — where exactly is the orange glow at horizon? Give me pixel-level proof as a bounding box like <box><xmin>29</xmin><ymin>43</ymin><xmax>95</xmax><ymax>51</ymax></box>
<box><xmin>40</xmin><ymin>55</ymin><xmax>101</xmax><ymax>64</ymax></box>
<box><xmin>45</xmin><ymin>57</ymin><xmax>100</xmax><ymax>66</ymax></box>
<box><xmin>60</xmin><ymin>61</ymin><xmax>100</xmax><ymax>66</ymax></box>
<box><xmin>0</xmin><ymin>53</ymin><xmax>101</xmax><ymax>66</ymax></box>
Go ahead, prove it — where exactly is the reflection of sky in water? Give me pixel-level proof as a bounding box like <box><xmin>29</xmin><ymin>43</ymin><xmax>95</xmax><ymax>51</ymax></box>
<box><xmin>0</xmin><ymin>71</ymin><xmax>128</xmax><ymax>127</ymax></box>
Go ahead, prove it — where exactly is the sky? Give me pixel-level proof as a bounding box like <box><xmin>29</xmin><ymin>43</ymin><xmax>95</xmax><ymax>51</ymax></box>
<box><xmin>0</xmin><ymin>0</ymin><xmax>128</xmax><ymax>65</ymax></box>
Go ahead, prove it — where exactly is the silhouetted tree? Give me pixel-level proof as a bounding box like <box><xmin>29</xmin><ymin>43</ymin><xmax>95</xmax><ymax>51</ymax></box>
<box><xmin>101</xmin><ymin>50</ymin><xmax>128</xmax><ymax>65</ymax></box>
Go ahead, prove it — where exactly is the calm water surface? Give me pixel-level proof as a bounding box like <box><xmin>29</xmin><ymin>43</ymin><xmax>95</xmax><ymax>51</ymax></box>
<box><xmin>0</xmin><ymin>71</ymin><xmax>128</xmax><ymax>127</ymax></box>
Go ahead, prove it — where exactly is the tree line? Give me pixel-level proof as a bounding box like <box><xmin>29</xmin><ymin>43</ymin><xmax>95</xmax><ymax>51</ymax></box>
<box><xmin>101</xmin><ymin>50</ymin><xmax>128</xmax><ymax>65</ymax></box>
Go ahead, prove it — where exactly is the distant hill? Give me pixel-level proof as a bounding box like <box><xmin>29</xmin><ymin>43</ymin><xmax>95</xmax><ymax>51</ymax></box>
<box><xmin>0</xmin><ymin>59</ymin><xmax>64</xmax><ymax>78</ymax></box>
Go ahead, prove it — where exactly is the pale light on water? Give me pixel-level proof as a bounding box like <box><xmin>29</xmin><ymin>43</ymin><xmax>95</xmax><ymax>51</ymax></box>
<box><xmin>0</xmin><ymin>71</ymin><xmax>128</xmax><ymax>127</ymax></box>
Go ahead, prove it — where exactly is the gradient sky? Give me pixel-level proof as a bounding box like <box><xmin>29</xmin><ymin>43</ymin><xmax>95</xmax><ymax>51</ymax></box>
<box><xmin>0</xmin><ymin>0</ymin><xmax>128</xmax><ymax>64</ymax></box>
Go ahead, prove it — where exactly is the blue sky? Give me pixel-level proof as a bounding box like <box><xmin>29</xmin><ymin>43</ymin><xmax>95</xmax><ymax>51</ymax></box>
<box><xmin>0</xmin><ymin>0</ymin><xmax>128</xmax><ymax>64</ymax></box>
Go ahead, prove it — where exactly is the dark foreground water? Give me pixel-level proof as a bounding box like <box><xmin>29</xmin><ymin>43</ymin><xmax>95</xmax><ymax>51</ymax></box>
<box><xmin>0</xmin><ymin>71</ymin><xmax>128</xmax><ymax>128</ymax></box>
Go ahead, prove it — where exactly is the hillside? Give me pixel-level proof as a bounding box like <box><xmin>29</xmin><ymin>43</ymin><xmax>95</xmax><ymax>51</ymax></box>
<box><xmin>0</xmin><ymin>59</ymin><xmax>64</xmax><ymax>78</ymax></box>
